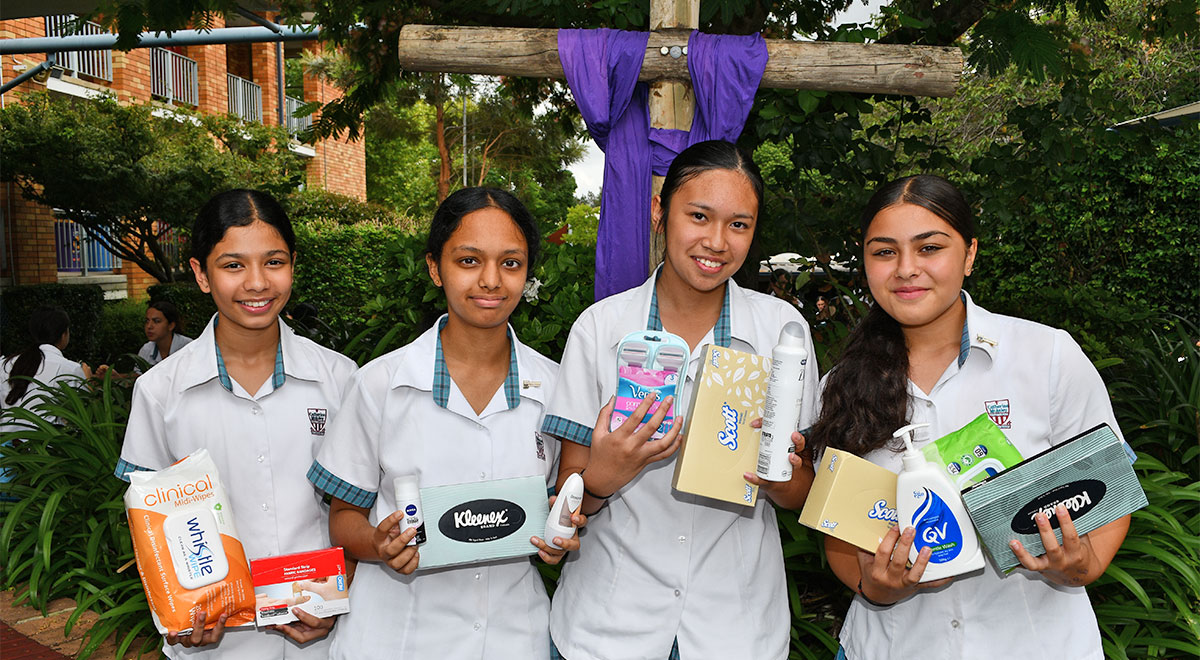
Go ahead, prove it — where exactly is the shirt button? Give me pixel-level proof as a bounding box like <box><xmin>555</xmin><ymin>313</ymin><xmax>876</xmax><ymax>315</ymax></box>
<box><xmin>261</xmin><ymin>503</ymin><xmax>269</xmax><ymax>511</ymax></box>
<box><xmin>480</xmin><ymin>472</ymin><xmax>486</xmax><ymax>480</ymax></box>
<box><xmin>251</xmin><ymin>406</ymin><xmax>262</xmax><ymax>415</ymax></box>
<box><xmin>924</xmin><ymin>400</ymin><xmax>933</xmax><ymax>407</ymax></box>
<box><xmin>951</xmin><ymin>619</ymin><xmax>960</xmax><ymax>628</ymax></box>
<box><xmin>674</xmin><ymin>589</ymin><xmax>681</xmax><ymax>597</ymax></box>
<box><xmin>473</xmin><ymin>622</ymin><xmax>481</xmax><ymax>631</ymax></box>
<box><xmin>474</xmin><ymin>573</ymin><xmax>481</xmax><ymax>580</ymax></box>
<box><xmin>678</xmin><ymin>535</ymin><xmax>686</xmax><ymax>543</ymax></box>
<box><xmin>256</xmin><ymin>455</ymin><xmax>265</xmax><ymax>463</ymax></box>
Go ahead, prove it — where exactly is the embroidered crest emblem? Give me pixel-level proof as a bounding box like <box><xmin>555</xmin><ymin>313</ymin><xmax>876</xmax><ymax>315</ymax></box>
<box><xmin>307</xmin><ymin>408</ymin><xmax>328</xmax><ymax>436</ymax></box>
<box><xmin>984</xmin><ymin>399</ymin><xmax>1012</xmax><ymax>429</ymax></box>
<box><xmin>534</xmin><ymin>432</ymin><xmax>547</xmax><ymax>461</ymax></box>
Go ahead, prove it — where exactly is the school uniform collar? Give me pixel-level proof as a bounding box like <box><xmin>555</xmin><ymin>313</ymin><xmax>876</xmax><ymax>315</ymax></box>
<box><xmin>611</xmin><ymin>266</ymin><xmax>734</xmax><ymax>349</ymax></box>
<box><xmin>177</xmin><ymin>315</ymin><xmax>313</xmax><ymax>393</ymax></box>
<box><xmin>391</xmin><ymin>314</ymin><xmax>533</xmax><ymax>410</ymax></box>
<box><xmin>960</xmin><ymin>290</ymin><xmax>1000</xmax><ymax>366</ymax></box>
<box><xmin>38</xmin><ymin>344</ymin><xmax>65</xmax><ymax>359</ymax></box>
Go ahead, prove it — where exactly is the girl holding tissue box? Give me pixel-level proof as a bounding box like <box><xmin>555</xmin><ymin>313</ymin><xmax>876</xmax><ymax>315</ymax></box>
<box><xmin>541</xmin><ymin>140</ymin><xmax>820</xmax><ymax>660</ymax></box>
<box><xmin>309</xmin><ymin>187</ymin><xmax>580</xmax><ymax>660</ymax></box>
<box><xmin>811</xmin><ymin>174</ymin><xmax>1131</xmax><ymax>660</ymax></box>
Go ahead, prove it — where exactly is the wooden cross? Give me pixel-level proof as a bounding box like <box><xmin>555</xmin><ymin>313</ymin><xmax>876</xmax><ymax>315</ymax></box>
<box><xmin>394</xmin><ymin>0</ymin><xmax>962</xmax><ymax>269</ymax></box>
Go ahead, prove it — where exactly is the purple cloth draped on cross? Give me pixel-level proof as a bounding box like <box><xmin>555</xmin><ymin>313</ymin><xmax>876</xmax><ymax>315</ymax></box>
<box><xmin>558</xmin><ymin>29</ymin><xmax>768</xmax><ymax>301</ymax></box>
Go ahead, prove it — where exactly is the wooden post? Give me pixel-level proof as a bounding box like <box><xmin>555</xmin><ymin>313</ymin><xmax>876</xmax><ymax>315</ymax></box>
<box><xmin>648</xmin><ymin>0</ymin><xmax>700</xmax><ymax>271</ymax></box>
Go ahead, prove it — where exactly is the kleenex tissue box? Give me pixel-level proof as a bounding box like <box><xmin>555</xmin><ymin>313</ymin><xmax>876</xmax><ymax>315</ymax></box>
<box><xmin>799</xmin><ymin>448</ymin><xmax>899</xmax><ymax>552</ymax></box>
<box><xmin>672</xmin><ymin>344</ymin><xmax>771</xmax><ymax>507</ymax></box>
<box><xmin>961</xmin><ymin>423</ymin><xmax>1147</xmax><ymax>573</ymax></box>
<box><xmin>417</xmin><ymin>475</ymin><xmax>549</xmax><ymax>569</ymax></box>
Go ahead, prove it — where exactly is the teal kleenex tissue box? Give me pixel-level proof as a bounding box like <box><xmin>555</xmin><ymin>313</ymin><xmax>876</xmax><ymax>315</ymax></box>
<box><xmin>417</xmin><ymin>475</ymin><xmax>549</xmax><ymax>570</ymax></box>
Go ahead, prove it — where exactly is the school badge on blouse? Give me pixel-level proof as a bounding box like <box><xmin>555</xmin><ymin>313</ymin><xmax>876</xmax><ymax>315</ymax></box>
<box><xmin>308</xmin><ymin>408</ymin><xmax>328</xmax><ymax>436</ymax></box>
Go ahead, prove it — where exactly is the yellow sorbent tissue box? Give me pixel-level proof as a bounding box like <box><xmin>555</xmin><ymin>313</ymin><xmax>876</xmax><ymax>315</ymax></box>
<box><xmin>672</xmin><ymin>344</ymin><xmax>771</xmax><ymax>507</ymax></box>
<box><xmin>799</xmin><ymin>448</ymin><xmax>898</xmax><ymax>552</ymax></box>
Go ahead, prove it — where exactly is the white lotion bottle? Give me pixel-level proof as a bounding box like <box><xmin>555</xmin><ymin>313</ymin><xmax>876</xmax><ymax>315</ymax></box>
<box><xmin>393</xmin><ymin>475</ymin><xmax>426</xmax><ymax>546</ymax></box>
<box><xmin>544</xmin><ymin>472</ymin><xmax>585</xmax><ymax>549</ymax></box>
<box><xmin>756</xmin><ymin>322</ymin><xmax>809</xmax><ymax>481</ymax></box>
<box><xmin>894</xmin><ymin>423</ymin><xmax>984</xmax><ymax>582</ymax></box>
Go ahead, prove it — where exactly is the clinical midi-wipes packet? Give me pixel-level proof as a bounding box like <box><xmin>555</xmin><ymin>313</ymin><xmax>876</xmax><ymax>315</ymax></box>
<box><xmin>124</xmin><ymin>449</ymin><xmax>255</xmax><ymax>635</ymax></box>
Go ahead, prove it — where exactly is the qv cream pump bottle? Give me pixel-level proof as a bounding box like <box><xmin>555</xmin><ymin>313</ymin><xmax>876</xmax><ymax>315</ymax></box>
<box><xmin>757</xmin><ymin>322</ymin><xmax>809</xmax><ymax>481</ymax></box>
<box><xmin>393</xmin><ymin>475</ymin><xmax>427</xmax><ymax>546</ymax></box>
<box><xmin>545</xmin><ymin>472</ymin><xmax>585</xmax><ymax>549</ymax></box>
<box><xmin>894</xmin><ymin>423</ymin><xmax>985</xmax><ymax>582</ymax></box>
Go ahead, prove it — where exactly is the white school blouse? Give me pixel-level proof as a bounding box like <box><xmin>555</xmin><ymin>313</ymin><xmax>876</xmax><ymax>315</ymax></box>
<box><xmin>837</xmin><ymin>292</ymin><xmax>1123</xmax><ymax>660</ymax></box>
<box><xmin>117</xmin><ymin>317</ymin><xmax>357</xmax><ymax>660</ymax></box>
<box><xmin>137</xmin><ymin>333</ymin><xmax>193</xmax><ymax>369</ymax></box>
<box><xmin>1</xmin><ymin>344</ymin><xmax>86</xmax><ymax>432</ymax></box>
<box><xmin>309</xmin><ymin>317</ymin><xmax>560</xmax><ymax>660</ymax></box>
<box><xmin>542</xmin><ymin>273</ymin><xmax>820</xmax><ymax>660</ymax></box>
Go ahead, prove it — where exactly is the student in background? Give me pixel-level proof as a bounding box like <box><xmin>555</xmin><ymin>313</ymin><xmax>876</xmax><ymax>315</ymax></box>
<box><xmin>137</xmin><ymin>300</ymin><xmax>192</xmax><ymax>370</ymax></box>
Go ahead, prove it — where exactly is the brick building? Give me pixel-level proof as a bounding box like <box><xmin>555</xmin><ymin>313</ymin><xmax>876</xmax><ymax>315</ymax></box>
<box><xmin>0</xmin><ymin>12</ymin><xmax>366</xmax><ymax>299</ymax></box>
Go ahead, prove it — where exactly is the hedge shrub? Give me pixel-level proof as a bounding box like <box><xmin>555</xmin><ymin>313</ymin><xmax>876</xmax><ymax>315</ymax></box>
<box><xmin>0</xmin><ymin>283</ymin><xmax>105</xmax><ymax>364</ymax></box>
<box><xmin>93</xmin><ymin>299</ymin><xmax>150</xmax><ymax>372</ymax></box>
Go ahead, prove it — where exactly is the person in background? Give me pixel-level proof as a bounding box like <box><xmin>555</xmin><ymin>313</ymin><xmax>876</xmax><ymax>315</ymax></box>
<box><xmin>1</xmin><ymin>305</ymin><xmax>90</xmax><ymax>415</ymax></box>
<box><xmin>137</xmin><ymin>300</ymin><xmax>192</xmax><ymax>370</ymax></box>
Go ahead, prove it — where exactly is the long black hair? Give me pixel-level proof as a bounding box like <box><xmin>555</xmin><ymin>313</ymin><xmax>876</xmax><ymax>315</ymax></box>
<box><xmin>426</xmin><ymin>187</ymin><xmax>540</xmax><ymax>279</ymax></box>
<box><xmin>191</xmin><ymin>189</ymin><xmax>296</xmax><ymax>269</ymax></box>
<box><xmin>809</xmin><ymin>175</ymin><xmax>976</xmax><ymax>457</ymax></box>
<box><xmin>658</xmin><ymin>140</ymin><xmax>765</xmax><ymax>225</ymax></box>
<box><xmin>4</xmin><ymin>306</ymin><xmax>70</xmax><ymax>405</ymax></box>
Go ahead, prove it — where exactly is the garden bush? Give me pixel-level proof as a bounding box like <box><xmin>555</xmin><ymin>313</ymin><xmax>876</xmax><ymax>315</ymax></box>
<box><xmin>0</xmin><ymin>283</ymin><xmax>105</xmax><ymax>365</ymax></box>
<box><xmin>94</xmin><ymin>299</ymin><xmax>151</xmax><ymax>373</ymax></box>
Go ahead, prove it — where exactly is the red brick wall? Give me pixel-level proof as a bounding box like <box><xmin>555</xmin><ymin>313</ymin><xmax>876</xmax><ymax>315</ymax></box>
<box><xmin>251</xmin><ymin>41</ymin><xmax>281</xmax><ymax>126</ymax></box>
<box><xmin>301</xmin><ymin>44</ymin><xmax>366</xmax><ymax>200</ymax></box>
<box><xmin>2</xmin><ymin>184</ymin><xmax>59</xmax><ymax>285</ymax></box>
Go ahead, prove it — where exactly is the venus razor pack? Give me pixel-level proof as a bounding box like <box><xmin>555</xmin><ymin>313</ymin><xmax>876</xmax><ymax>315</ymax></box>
<box><xmin>611</xmin><ymin>330</ymin><xmax>689</xmax><ymax>440</ymax></box>
<box><xmin>961</xmin><ymin>423</ymin><xmax>1147</xmax><ymax>573</ymax></box>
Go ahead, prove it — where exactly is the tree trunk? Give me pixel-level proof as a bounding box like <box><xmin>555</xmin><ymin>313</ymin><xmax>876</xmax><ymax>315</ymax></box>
<box><xmin>434</xmin><ymin>84</ymin><xmax>452</xmax><ymax>203</ymax></box>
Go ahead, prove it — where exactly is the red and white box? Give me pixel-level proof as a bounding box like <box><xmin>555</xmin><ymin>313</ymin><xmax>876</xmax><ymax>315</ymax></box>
<box><xmin>250</xmin><ymin>547</ymin><xmax>350</xmax><ymax>627</ymax></box>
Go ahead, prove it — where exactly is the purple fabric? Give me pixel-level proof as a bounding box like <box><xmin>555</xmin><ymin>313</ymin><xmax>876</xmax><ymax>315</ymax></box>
<box><xmin>559</xmin><ymin>29</ymin><xmax>767</xmax><ymax>300</ymax></box>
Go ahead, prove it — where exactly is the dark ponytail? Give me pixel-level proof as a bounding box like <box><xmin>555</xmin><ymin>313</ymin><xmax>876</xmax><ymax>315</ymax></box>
<box><xmin>809</xmin><ymin>175</ymin><xmax>976</xmax><ymax>457</ymax></box>
<box><xmin>4</xmin><ymin>306</ymin><xmax>70</xmax><ymax>406</ymax></box>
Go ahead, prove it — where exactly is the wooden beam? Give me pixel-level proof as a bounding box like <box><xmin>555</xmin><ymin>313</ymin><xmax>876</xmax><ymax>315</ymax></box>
<box><xmin>398</xmin><ymin>25</ymin><xmax>963</xmax><ymax>97</ymax></box>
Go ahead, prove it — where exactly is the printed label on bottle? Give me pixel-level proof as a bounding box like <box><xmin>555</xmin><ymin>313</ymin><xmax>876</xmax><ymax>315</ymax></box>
<box><xmin>910</xmin><ymin>488</ymin><xmax>964</xmax><ymax>564</ymax></box>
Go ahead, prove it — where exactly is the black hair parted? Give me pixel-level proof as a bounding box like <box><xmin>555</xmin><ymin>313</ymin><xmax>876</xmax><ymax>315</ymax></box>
<box><xmin>425</xmin><ymin>187</ymin><xmax>540</xmax><ymax>279</ymax></box>
<box><xmin>809</xmin><ymin>174</ymin><xmax>976</xmax><ymax>459</ymax></box>
<box><xmin>4</xmin><ymin>305</ymin><xmax>71</xmax><ymax>406</ymax></box>
<box><xmin>191</xmin><ymin>189</ymin><xmax>296</xmax><ymax>269</ymax></box>
<box><xmin>658</xmin><ymin>140</ymin><xmax>765</xmax><ymax>227</ymax></box>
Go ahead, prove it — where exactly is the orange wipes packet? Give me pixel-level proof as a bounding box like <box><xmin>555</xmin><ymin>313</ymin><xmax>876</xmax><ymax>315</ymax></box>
<box><xmin>124</xmin><ymin>449</ymin><xmax>255</xmax><ymax>635</ymax></box>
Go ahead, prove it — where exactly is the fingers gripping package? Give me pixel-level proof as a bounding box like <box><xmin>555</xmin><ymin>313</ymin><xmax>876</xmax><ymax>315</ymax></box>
<box><xmin>124</xmin><ymin>449</ymin><xmax>255</xmax><ymax>634</ymax></box>
<box><xmin>611</xmin><ymin>331</ymin><xmax>689</xmax><ymax>440</ymax></box>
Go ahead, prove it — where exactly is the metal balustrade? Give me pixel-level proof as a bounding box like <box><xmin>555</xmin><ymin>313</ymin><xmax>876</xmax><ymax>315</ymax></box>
<box><xmin>44</xmin><ymin>15</ymin><xmax>112</xmax><ymax>81</ymax></box>
<box><xmin>285</xmin><ymin>95</ymin><xmax>312</xmax><ymax>134</ymax></box>
<box><xmin>151</xmin><ymin>48</ymin><xmax>199</xmax><ymax>106</ymax></box>
<box><xmin>227</xmin><ymin>73</ymin><xmax>263</xmax><ymax>123</ymax></box>
<box><xmin>54</xmin><ymin>220</ymin><xmax>121</xmax><ymax>274</ymax></box>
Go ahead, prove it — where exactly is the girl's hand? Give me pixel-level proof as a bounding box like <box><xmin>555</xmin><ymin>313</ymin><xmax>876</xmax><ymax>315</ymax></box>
<box><xmin>742</xmin><ymin>421</ymin><xmax>814</xmax><ymax>509</ymax></box>
<box><xmin>857</xmin><ymin>526</ymin><xmax>952</xmax><ymax>605</ymax></box>
<box><xmin>166</xmin><ymin>610</ymin><xmax>227</xmax><ymax>648</ymax></box>
<box><xmin>531</xmin><ymin>495</ymin><xmax>588</xmax><ymax>564</ymax></box>
<box><xmin>582</xmin><ymin>393</ymin><xmax>682</xmax><ymax>498</ymax></box>
<box><xmin>1011</xmin><ymin>505</ymin><xmax>1098</xmax><ymax>587</ymax></box>
<box><xmin>372</xmin><ymin>510</ymin><xmax>420</xmax><ymax>575</ymax></box>
<box><xmin>271</xmin><ymin>607</ymin><xmax>336</xmax><ymax>644</ymax></box>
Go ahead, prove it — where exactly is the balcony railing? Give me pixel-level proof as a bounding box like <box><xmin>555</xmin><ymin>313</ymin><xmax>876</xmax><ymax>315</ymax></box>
<box><xmin>44</xmin><ymin>15</ymin><xmax>113</xmax><ymax>82</ymax></box>
<box><xmin>151</xmin><ymin>48</ymin><xmax>199</xmax><ymax>106</ymax></box>
<box><xmin>55</xmin><ymin>220</ymin><xmax>121</xmax><ymax>274</ymax></box>
<box><xmin>227</xmin><ymin>73</ymin><xmax>262</xmax><ymax>123</ymax></box>
<box><xmin>285</xmin><ymin>95</ymin><xmax>312</xmax><ymax>134</ymax></box>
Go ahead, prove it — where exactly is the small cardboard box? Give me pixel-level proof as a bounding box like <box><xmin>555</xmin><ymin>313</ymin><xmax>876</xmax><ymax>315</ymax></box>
<box><xmin>672</xmin><ymin>344</ymin><xmax>771</xmax><ymax>507</ymax></box>
<box><xmin>250</xmin><ymin>547</ymin><xmax>349</xmax><ymax>627</ymax></box>
<box><xmin>417</xmin><ymin>475</ymin><xmax>549</xmax><ymax>569</ymax></box>
<box><xmin>962</xmin><ymin>423</ymin><xmax>1147</xmax><ymax>573</ymax></box>
<box><xmin>799</xmin><ymin>449</ymin><xmax>898</xmax><ymax>552</ymax></box>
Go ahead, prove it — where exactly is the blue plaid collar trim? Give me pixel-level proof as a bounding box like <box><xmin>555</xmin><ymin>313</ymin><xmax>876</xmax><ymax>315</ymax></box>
<box><xmin>646</xmin><ymin>268</ymin><xmax>732</xmax><ymax>348</ymax></box>
<box><xmin>958</xmin><ymin>291</ymin><xmax>971</xmax><ymax>368</ymax></box>
<box><xmin>213</xmin><ymin>316</ymin><xmax>285</xmax><ymax>393</ymax></box>
<box><xmin>432</xmin><ymin>316</ymin><xmax>521</xmax><ymax>410</ymax></box>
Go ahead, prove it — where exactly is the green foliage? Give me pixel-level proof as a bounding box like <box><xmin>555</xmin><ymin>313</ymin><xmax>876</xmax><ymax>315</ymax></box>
<box><xmin>0</xmin><ymin>374</ymin><xmax>158</xmax><ymax>659</ymax></box>
<box><xmin>563</xmin><ymin>204</ymin><xmax>599</xmax><ymax>246</ymax></box>
<box><xmin>285</xmin><ymin>187</ymin><xmax>422</xmax><ymax>232</ymax></box>
<box><xmin>145</xmin><ymin>283</ymin><xmax>217</xmax><ymax>337</ymax></box>
<box><xmin>1090</xmin><ymin>319</ymin><xmax>1200</xmax><ymax>659</ymax></box>
<box><xmin>94</xmin><ymin>299</ymin><xmax>150</xmax><ymax>373</ymax></box>
<box><xmin>0</xmin><ymin>91</ymin><xmax>306</xmax><ymax>282</ymax></box>
<box><xmin>0</xmin><ymin>284</ymin><xmax>105</xmax><ymax>365</ymax></box>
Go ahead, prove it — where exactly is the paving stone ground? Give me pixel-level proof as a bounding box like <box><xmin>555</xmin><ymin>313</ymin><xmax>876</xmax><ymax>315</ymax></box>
<box><xmin>0</xmin><ymin>590</ymin><xmax>160</xmax><ymax>659</ymax></box>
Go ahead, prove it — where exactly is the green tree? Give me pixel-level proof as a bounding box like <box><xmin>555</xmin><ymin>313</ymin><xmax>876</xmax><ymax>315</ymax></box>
<box><xmin>0</xmin><ymin>91</ymin><xmax>305</xmax><ymax>282</ymax></box>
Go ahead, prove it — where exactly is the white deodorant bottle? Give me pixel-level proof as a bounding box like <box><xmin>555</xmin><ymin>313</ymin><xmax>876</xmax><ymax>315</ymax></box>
<box><xmin>544</xmin><ymin>472</ymin><xmax>585</xmax><ymax>550</ymax></box>
<box><xmin>756</xmin><ymin>322</ymin><xmax>809</xmax><ymax>481</ymax></box>
<box><xmin>393</xmin><ymin>475</ymin><xmax>426</xmax><ymax>546</ymax></box>
<box><xmin>894</xmin><ymin>423</ymin><xmax>984</xmax><ymax>582</ymax></box>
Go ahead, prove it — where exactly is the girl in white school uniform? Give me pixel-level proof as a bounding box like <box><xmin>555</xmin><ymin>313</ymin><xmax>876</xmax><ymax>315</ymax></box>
<box><xmin>811</xmin><ymin>175</ymin><xmax>1131</xmax><ymax>660</ymax></box>
<box><xmin>137</xmin><ymin>300</ymin><xmax>193</xmax><ymax>370</ymax></box>
<box><xmin>543</xmin><ymin>140</ymin><xmax>821</xmax><ymax>660</ymax></box>
<box><xmin>116</xmin><ymin>189</ymin><xmax>357</xmax><ymax>659</ymax></box>
<box><xmin>309</xmin><ymin>187</ymin><xmax>581</xmax><ymax>660</ymax></box>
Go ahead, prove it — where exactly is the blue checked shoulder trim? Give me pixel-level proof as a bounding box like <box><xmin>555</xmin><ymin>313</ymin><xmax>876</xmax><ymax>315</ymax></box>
<box><xmin>307</xmin><ymin>461</ymin><xmax>377</xmax><ymax>509</ymax></box>
<box><xmin>115</xmin><ymin>458</ymin><xmax>151</xmax><ymax>482</ymax></box>
<box><xmin>541</xmin><ymin>414</ymin><xmax>594</xmax><ymax>447</ymax></box>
